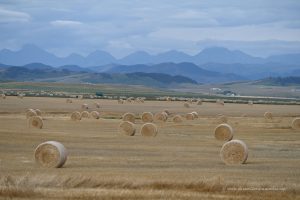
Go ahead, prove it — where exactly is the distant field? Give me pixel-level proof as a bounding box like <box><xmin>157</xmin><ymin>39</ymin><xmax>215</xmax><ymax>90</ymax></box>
<box><xmin>1</xmin><ymin>82</ymin><xmax>300</xmax><ymax>105</ymax></box>
<box><xmin>171</xmin><ymin>82</ymin><xmax>300</xmax><ymax>99</ymax></box>
<box><xmin>0</xmin><ymin>96</ymin><xmax>299</xmax><ymax>199</ymax></box>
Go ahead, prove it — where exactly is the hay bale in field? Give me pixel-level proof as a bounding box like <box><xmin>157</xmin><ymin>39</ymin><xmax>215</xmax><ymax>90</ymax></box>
<box><xmin>220</xmin><ymin>139</ymin><xmax>248</xmax><ymax>165</ymax></box>
<box><xmin>186</xmin><ymin>113</ymin><xmax>195</xmax><ymax>120</ymax></box>
<box><xmin>191</xmin><ymin>111</ymin><xmax>198</xmax><ymax>118</ymax></box>
<box><xmin>214</xmin><ymin>123</ymin><xmax>233</xmax><ymax>141</ymax></box>
<box><xmin>126</xmin><ymin>98</ymin><xmax>132</xmax><ymax>103</ymax></box>
<box><xmin>94</xmin><ymin>102</ymin><xmax>100</xmax><ymax>108</ymax></box>
<box><xmin>154</xmin><ymin>112</ymin><xmax>168</xmax><ymax>122</ymax></box>
<box><xmin>29</xmin><ymin>116</ymin><xmax>43</xmax><ymax>129</ymax></box>
<box><xmin>26</xmin><ymin>109</ymin><xmax>37</xmax><ymax>119</ymax></box>
<box><xmin>81</xmin><ymin>103</ymin><xmax>89</xmax><ymax>110</ymax></box>
<box><xmin>119</xmin><ymin>121</ymin><xmax>136</xmax><ymax>136</ymax></box>
<box><xmin>264</xmin><ymin>112</ymin><xmax>273</xmax><ymax>120</ymax></box>
<box><xmin>292</xmin><ymin>118</ymin><xmax>300</xmax><ymax>130</ymax></box>
<box><xmin>135</xmin><ymin>97</ymin><xmax>144</xmax><ymax>103</ymax></box>
<box><xmin>141</xmin><ymin>112</ymin><xmax>154</xmax><ymax>123</ymax></box>
<box><xmin>122</xmin><ymin>112</ymin><xmax>136</xmax><ymax>123</ymax></box>
<box><xmin>90</xmin><ymin>111</ymin><xmax>100</xmax><ymax>119</ymax></box>
<box><xmin>81</xmin><ymin>111</ymin><xmax>90</xmax><ymax>118</ymax></box>
<box><xmin>163</xmin><ymin>109</ymin><xmax>170</xmax><ymax>116</ymax></box>
<box><xmin>217</xmin><ymin>114</ymin><xmax>228</xmax><ymax>123</ymax></box>
<box><xmin>35</xmin><ymin>109</ymin><xmax>42</xmax><ymax>116</ymax></box>
<box><xmin>184</xmin><ymin>102</ymin><xmax>190</xmax><ymax>108</ymax></box>
<box><xmin>141</xmin><ymin>123</ymin><xmax>158</xmax><ymax>137</ymax></box>
<box><xmin>197</xmin><ymin>100</ymin><xmax>202</xmax><ymax>105</ymax></box>
<box><xmin>173</xmin><ymin>115</ymin><xmax>183</xmax><ymax>123</ymax></box>
<box><xmin>66</xmin><ymin>98</ymin><xmax>72</xmax><ymax>103</ymax></box>
<box><xmin>34</xmin><ymin>141</ymin><xmax>67</xmax><ymax>168</ymax></box>
<box><xmin>71</xmin><ymin>111</ymin><xmax>81</xmax><ymax>121</ymax></box>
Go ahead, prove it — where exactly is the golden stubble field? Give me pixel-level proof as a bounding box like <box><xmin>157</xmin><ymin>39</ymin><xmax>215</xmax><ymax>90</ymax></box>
<box><xmin>0</xmin><ymin>96</ymin><xmax>300</xmax><ymax>199</ymax></box>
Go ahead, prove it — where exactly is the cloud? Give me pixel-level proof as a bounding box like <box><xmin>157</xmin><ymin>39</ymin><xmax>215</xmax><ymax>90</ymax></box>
<box><xmin>0</xmin><ymin>8</ymin><xmax>31</xmax><ymax>23</ymax></box>
<box><xmin>149</xmin><ymin>25</ymin><xmax>300</xmax><ymax>42</ymax></box>
<box><xmin>50</xmin><ymin>20</ymin><xmax>82</xmax><ymax>27</ymax></box>
<box><xmin>0</xmin><ymin>0</ymin><xmax>300</xmax><ymax>57</ymax></box>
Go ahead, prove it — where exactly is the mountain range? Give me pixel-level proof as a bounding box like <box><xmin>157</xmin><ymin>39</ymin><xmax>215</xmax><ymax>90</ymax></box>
<box><xmin>1</xmin><ymin>44</ymin><xmax>300</xmax><ymax>67</ymax></box>
<box><xmin>0</xmin><ymin>44</ymin><xmax>300</xmax><ymax>84</ymax></box>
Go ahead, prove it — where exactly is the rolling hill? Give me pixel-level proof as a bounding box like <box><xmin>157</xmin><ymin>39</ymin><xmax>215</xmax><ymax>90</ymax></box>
<box><xmin>105</xmin><ymin>62</ymin><xmax>245</xmax><ymax>83</ymax></box>
<box><xmin>0</xmin><ymin>65</ymin><xmax>197</xmax><ymax>88</ymax></box>
<box><xmin>254</xmin><ymin>76</ymin><xmax>300</xmax><ymax>86</ymax></box>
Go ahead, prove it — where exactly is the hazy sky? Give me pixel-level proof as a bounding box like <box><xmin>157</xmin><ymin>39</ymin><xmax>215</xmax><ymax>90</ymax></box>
<box><xmin>0</xmin><ymin>0</ymin><xmax>300</xmax><ymax>57</ymax></box>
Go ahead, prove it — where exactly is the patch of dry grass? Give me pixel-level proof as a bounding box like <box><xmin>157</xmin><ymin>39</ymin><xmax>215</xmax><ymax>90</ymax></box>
<box><xmin>0</xmin><ymin>174</ymin><xmax>297</xmax><ymax>199</ymax></box>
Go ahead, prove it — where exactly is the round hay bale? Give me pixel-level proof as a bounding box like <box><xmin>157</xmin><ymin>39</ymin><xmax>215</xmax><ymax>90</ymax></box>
<box><xmin>184</xmin><ymin>102</ymin><xmax>190</xmax><ymax>108</ymax></box>
<box><xmin>220</xmin><ymin>139</ymin><xmax>248</xmax><ymax>165</ymax></box>
<box><xmin>34</xmin><ymin>141</ymin><xmax>67</xmax><ymax>168</ymax></box>
<box><xmin>154</xmin><ymin>112</ymin><xmax>168</xmax><ymax>122</ymax></box>
<box><xmin>186</xmin><ymin>113</ymin><xmax>195</xmax><ymax>120</ymax></box>
<box><xmin>292</xmin><ymin>118</ymin><xmax>300</xmax><ymax>130</ymax></box>
<box><xmin>71</xmin><ymin>111</ymin><xmax>81</xmax><ymax>121</ymax></box>
<box><xmin>141</xmin><ymin>123</ymin><xmax>158</xmax><ymax>137</ymax></box>
<box><xmin>66</xmin><ymin>98</ymin><xmax>72</xmax><ymax>103</ymax></box>
<box><xmin>161</xmin><ymin>111</ymin><xmax>168</xmax><ymax>118</ymax></box>
<box><xmin>122</xmin><ymin>112</ymin><xmax>136</xmax><ymax>123</ymax></box>
<box><xmin>217</xmin><ymin>114</ymin><xmax>228</xmax><ymax>123</ymax></box>
<box><xmin>163</xmin><ymin>109</ymin><xmax>170</xmax><ymax>116</ymax></box>
<box><xmin>191</xmin><ymin>111</ymin><xmax>198</xmax><ymax>118</ymax></box>
<box><xmin>94</xmin><ymin>102</ymin><xmax>100</xmax><ymax>108</ymax></box>
<box><xmin>119</xmin><ymin>121</ymin><xmax>136</xmax><ymax>136</ymax></box>
<box><xmin>26</xmin><ymin>109</ymin><xmax>37</xmax><ymax>119</ymax></box>
<box><xmin>90</xmin><ymin>111</ymin><xmax>100</xmax><ymax>119</ymax></box>
<box><xmin>141</xmin><ymin>112</ymin><xmax>154</xmax><ymax>123</ymax></box>
<box><xmin>264</xmin><ymin>112</ymin><xmax>273</xmax><ymax>120</ymax></box>
<box><xmin>81</xmin><ymin>111</ymin><xmax>90</xmax><ymax>118</ymax></box>
<box><xmin>29</xmin><ymin>116</ymin><xmax>43</xmax><ymax>129</ymax></box>
<box><xmin>173</xmin><ymin>115</ymin><xmax>183</xmax><ymax>123</ymax></box>
<box><xmin>81</xmin><ymin>103</ymin><xmax>89</xmax><ymax>110</ymax></box>
<box><xmin>35</xmin><ymin>109</ymin><xmax>42</xmax><ymax>116</ymax></box>
<box><xmin>197</xmin><ymin>100</ymin><xmax>202</xmax><ymax>105</ymax></box>
<box><xmin>214</xmin><ymin>123</ymin><xmax>233</xmax><ymax>141</ymax></box>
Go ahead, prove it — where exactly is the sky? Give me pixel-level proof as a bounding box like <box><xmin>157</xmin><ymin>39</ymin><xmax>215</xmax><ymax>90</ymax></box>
<box><xmin>0</xmin><ymin>0</ymin><xmax>300</xmax><ymax>58</ymax></box>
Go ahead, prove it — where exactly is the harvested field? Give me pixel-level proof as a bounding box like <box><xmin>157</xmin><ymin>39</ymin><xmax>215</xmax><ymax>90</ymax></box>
<box><xmin>0</xmin><ymin>96</ymin><xmax>299</xmax><ymax>199</ymax></box>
